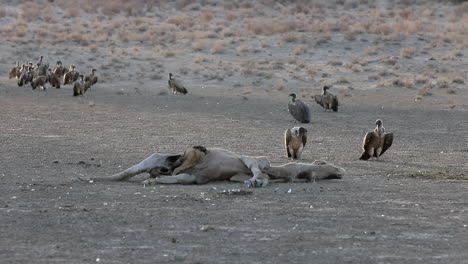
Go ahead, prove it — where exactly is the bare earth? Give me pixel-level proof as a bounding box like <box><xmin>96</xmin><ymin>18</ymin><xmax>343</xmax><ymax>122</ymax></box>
<box><xmin>0</xmin><ymin>1</ymin><xmax>468</xmax><ymax>263</ymax></box>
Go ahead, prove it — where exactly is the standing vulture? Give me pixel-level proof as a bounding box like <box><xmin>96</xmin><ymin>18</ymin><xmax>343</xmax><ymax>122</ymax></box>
<box><xmin>314</xmin><ymin>86</ymin><xmax>339</xmax><ymax>112</ymax></box>
<box><xmin>168</xmin><ymin>73</ymin><xmax>188</xmax><ymax>94</ymax></box>
<box><xmin>285</xmin><ymin>127</ymin><xmax>308</xmax><ymax>160</ymax></box>
<box><xmin>288</xmin><ymin>93</ymin><xmax>310</xmax><ymax>123</ymax></box>
<box><xmin>360</xmin><ymin>119</ymin><xmax>393</xmax><ymax>160</ymax></box>
<box><xmin>84</xmin><ymin>69</ymin><xmax>98</xmax><ymax>86</ymax></box>
<box><xmin>73</xmin><ymin>75</ymin><xmax>85</xmax><ymax>96</ymax></box>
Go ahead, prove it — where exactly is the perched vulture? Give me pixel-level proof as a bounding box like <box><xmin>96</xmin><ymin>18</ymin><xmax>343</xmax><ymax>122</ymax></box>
<box><xmin>285</xmin><ymin>127</ymin><xmax>308</xmax><ymax>160</ymax></box>
<box><xmin>288</xmin><ymin>93</ymin><xmax>310</xmax><ymax>123</ymax></box>
<box><xmin>360</xmin><ymin>119</ymin><xmax>393</xmax><ymax>160</ymax></box>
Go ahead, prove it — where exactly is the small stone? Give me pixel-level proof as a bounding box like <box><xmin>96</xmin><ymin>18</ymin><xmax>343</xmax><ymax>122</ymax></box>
<box><xmin>53</xmin><ymin>160</ymin><xmax>59</xmax><ymax>163</ymax></box>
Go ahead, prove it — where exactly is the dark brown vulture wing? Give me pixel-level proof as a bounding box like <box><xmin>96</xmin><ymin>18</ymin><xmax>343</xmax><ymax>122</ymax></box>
<box><xmin>314</xmin><ymin>95</ymin><xmax>324</xmax><ymax>108</ymax></box>
<box><xmin>360</xmin><ymin>131</ymin><xmax>377</xmax><ymax>160</ymax></box>
<box><xmin>331</xmin><ymin>95</ymin><xmax>339</xmax><ymax>112</ymax></box>
<box><xmin>302</xmin><ymin>131</ymin><xmax>307</xmax><ymax>147</ymax></box>
<box><xmin>379</xmin><ymin>133</ymin><xmax>393</xmax><ymax>157</ymax></box>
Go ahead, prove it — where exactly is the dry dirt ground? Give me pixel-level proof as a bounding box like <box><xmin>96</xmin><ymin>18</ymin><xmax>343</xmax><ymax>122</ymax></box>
<box><xmin>1</xmin><ymin>1</ymin><xmax>468</xmax><ymax>263</ymax></box>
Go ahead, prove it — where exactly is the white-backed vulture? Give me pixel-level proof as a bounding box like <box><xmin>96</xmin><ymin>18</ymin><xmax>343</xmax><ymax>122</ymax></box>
<box><xmin>8</xmin><ymin>62</ymin><xmax>19</xmax><ymax>79</ymax></box>
<box><xmin>84</xmin><ymin>69</ymin><xmax>98</xmax><ymax>86</ymax></box>
<box><xmin>84</xmin><ymin>79</ymin><xmax>92</xmax><ymax>93</ymax></box>
<box><xmin>53</xmin><ymin>61</ymin><xmax>67</xmax><ymax>77</ymax></box>
<box><xmin>36</xmin><ymin>63</ymin><xmax>48</xmax><ymax>77</ymax></box>
<box><xmin>72</xmin><ymin>75</ymin><xmax>85</xmax><ymax>96</ymax></box>
<box><xmin>168</xmin><ymin>73</ymin><xmax>188</xmax><ymax>94</ymax></box>
<box><xmin>314</xmin><ymin>86</ymin><xmax>339</xmax><ymax>112</ymax></box>
<box><xmin>63</xmin><ymin>64</ymin><xmax>79</xmax><ymax>85</ymax></box>
<box><xmin>78</xmin><ymin>146</ymin><xmax>345</xmax><ymax>188</ymax></box>
<box><xmin>17</xmin><ymin>64</ymin><xmax>26</xmax><ymax>79</ymax></box>
<box><xmin>285</xmin><ymin>127</ymin><xmax>308</xmax><ymax>160</ymax></box>
<box><xmin>17</xmin><ymin>67</ymin><xmax>33</xmax><ymax>87</ymax></box>
<box><xmin>288</xmin><ymin>93</ymin><xmax>310</xmax><ymax>123</ymax></box>
<box><xmin>47</xmin><ymin>69</ymin><xmax>60</xmax><ymax>89</ymax></box>
<box><xmin>360</xmin><ymin>119</ymin><xmax>394</xmax><ymax>160</ymax></box>
<box><xmin>37</xmin><ymin>55</ymin><xmax>43</xmax><ymax>66</ymax></box>
<box><xmin>31</xmin><ymin>75</ymin><xmax>48</xmax><ymax>90</ymax></box>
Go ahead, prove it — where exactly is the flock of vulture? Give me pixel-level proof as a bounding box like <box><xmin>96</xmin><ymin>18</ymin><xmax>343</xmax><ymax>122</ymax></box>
<box><xmin>8</xmin><ymin>56</ymin><xmax>391</xmax><ymax>161</ymax></box>
<box><xmin>287</xmin><ymin>86</ymin><xmax>393</xmax><ymax>161</ymax></box>
<box><xmin>8</xmin><ymin>56</ymin><xmax>98</xmax><ymax>96</ymax></box>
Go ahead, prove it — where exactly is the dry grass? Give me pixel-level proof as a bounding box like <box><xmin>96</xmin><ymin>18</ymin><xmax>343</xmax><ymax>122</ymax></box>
<box><xmin>191</xmin><ymin>41</ymin><xmax>207</xmax><ymax>52</ymax></box>
<box><xmin>281</xmin><ymin>33</ymin><xmax>299</xmax><ymax>43</ymax></box>
<box><xmin>0</xmin><ymin>7</ymin><xmax>16</xmax><ymax>18</ymax></box>
<box><xmin>193</xmin><ymin>55</ymin><xmax>210</xmax><ymax>64</ymax></box>
<box><xmin>379</xmin><ymin>77</ymin><xmax>414</xmax><ymax>88</ymax></box>
<box><xmin>417</xmin><ymin>83</ymin><xmax>433</xmax><ymax>96</ymax></box>
<box><xmin>365</xmin><ymin>46</ymin><xmax>380</xmax><ymax>56</ymax></box>
<box><xmin>273</xmin><ymin>82</ymin><xmax>286</xmax><ymax>91</ymax></box>
<box><xmin>435</xmin><ymin>78</ymin><xmax>450</xmax><ymax>89</ymax></box>
<box><xmin>335</xmin><ymin>77</ymin><xmax>350</xmax><ymax>84</ymax></box>
<box><xmin>327</xmin><ymin>60</ymin><xmax>343</xmax><ymax>66</ymax></box>
<box><xmin>368</xmin><ymin>74</ymin><xmax>380</xmax><ymax>81</ymax></box>
<box><xmin>291</xmin><ymin>45</ymin><xmax>306</xmax><ymax>56</ymax></box>
<box><xmin>201</xmin><ymin>11</ymin><xmax>214</xmax><ymax>22</ymax></box>
<box><xmin>446</xmin><ymin>87</ymin><xmax>457</xmax><ymax>94</ymax></box>
<box><xmin>101</xmin><ymin>0</ymin><xmax>133</xmax><ymax>16</ymax></box>
<box><xmin>236</xmin><ymin>45</ymin><xmax>254</xmax><ymax>54</ymax></box>
<box><xmin>211</xmin><ymin>40</ymin><xmax>227</xmax><ymax>54</ymax></box>
<box><xmin>247</xmin><ymin>19</ymin><xmax>303</xmax><ymax>35</ymax></box>
<box><xmin>65</xmin><ymin>2</ymin><xmax>81</xmax><ymax>17</ymax></box>
<box><xmin>344</xmin><ymin>32</ymin><xmax>356</xmax><ymax>41</ymax></box>
<box><xmin>452</xmin><ymin>77</ymin><xmax>464</xmax><ymax>84</ymax></box>
<box><xmin>400</xmin><ymin>47</ymin><xmax>416</xmax><ymax>58</ymax></box>
<box><xmin>21</xmin><ymin>2</ymin><xmax>43</xmax><ymax>22</ymax></box>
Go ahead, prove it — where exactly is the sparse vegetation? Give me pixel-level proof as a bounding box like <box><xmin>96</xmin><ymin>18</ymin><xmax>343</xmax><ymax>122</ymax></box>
<box><xmin>291</xmin><ymin>45</ymin><xmax>306</xmax><ymax>56</ymax></box>
<box><xmin>211</xmin><ymin>40</ymin><xmax>227</xmax><ymax>54</ymax></box>
<box><xmin>400</xmin><ymin>47</ymin><xmax>416</xmax><ymax>58</ymax></box>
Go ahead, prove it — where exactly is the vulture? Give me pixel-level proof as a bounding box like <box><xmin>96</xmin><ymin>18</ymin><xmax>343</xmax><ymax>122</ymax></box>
<box><xmin>53</xmin><ymin>61</ymin><xmax>66</xmax><ymax>77</ymax></box>
<box><xmin>168</xmin><ymin>73</ymin><xmax>188</xmax><ymax>94</ymax></box>
<box><xmin>314</xmin><ymin>86</ymin><xmax>339</xmax><ymax>112</ymax></box>
<box><xmin>360</xmin><ymin>119</ymin><xmax>393</xmax><ymax>160</ymax></box>
<box><xmin>17</xmin><ymin>67</ymin><xmax>33</xmax><ymax>87</ymax></box>
<box><xmin>73</xmin><ymin>75</ymin><xmax>85</xmax><ymax>96</ymax></box>
<box><xmin>63</xmin><ymin>64</ymin><xmax>79</xmax><ymax>85</ymax></box>
<box><xmin>37</xmin><ymin>55</ymin><xmax>43</xmax><ymax>66</ymax></box>
<box><xmin>84</xmin><ymin>69</ymin><xmax>98</xmax><ymax>86</ymax></box>
<box><xmin>285</xmin><ymin>127</ymin><xmax>308</xmax><ymax>160</ymax></box>
<box><xmin>31</xmin><ymin>75</ymin><xmax>48</xmax><ymax>90</ymax></box>
<box><xmin>9</xmin><ymin>61</ymin><xmax>19</xmax><ymax>79</ymax></box>
<box><xmin>47</xmin><ymin>69</ymin><xmax>61</xmax><ymax>89</ymax></box>
<box><xmin>288</xmin><ymin>93</ymin><xmax>310</xmax><ymax>123</ymax></box>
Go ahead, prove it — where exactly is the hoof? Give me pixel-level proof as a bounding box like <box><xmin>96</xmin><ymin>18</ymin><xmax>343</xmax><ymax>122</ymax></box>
<box><xmin>243</xmin><ymin>179</ymin><xmax>264</xmax><ymax>188</ymax></box>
